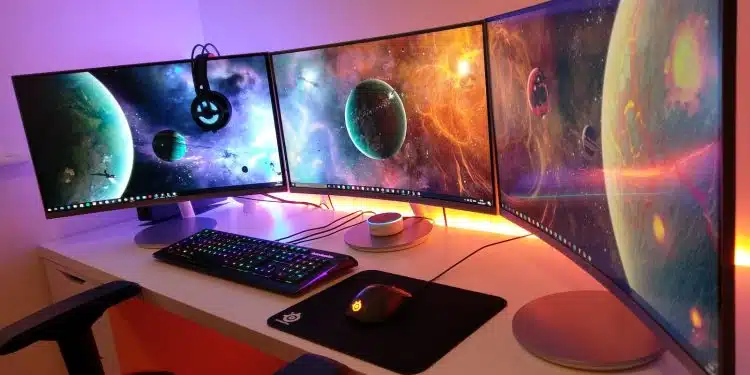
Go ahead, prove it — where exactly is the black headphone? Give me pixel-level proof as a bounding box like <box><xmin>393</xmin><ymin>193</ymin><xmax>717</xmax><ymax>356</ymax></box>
<box><xmin>190</xmin><ymin>44</ymin><xmax>231</xmax><ymax>132</ymax></box>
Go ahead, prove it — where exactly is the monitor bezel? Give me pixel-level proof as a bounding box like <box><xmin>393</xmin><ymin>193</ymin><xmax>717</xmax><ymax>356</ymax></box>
<box><xmin>12</xmin><ymin>52</ymin><xmax>289</xmax><ymax>220</ymax></box>
<box><xmin>487</xmin><ymin>1</ymin><xmax>736</xmax><ymax>374</ymax></box>
<box><xmin>269</xmin><ymin>21</ymin><xmax>499</xmax><ymax>215</ymax></box>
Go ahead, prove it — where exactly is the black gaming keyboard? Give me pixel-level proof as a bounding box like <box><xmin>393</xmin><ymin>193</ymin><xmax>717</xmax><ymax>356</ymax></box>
<box><xmin>153</xmin><ymin>229</ymin><xmax>358</xmax><ymax>296</ymax></box>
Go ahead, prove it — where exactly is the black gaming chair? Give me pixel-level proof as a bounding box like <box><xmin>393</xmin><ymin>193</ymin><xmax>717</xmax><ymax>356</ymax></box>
<box><xmin>0</xmin><ymin>280</ymin><xmax>350</xmax><ymax>375</ymax></box>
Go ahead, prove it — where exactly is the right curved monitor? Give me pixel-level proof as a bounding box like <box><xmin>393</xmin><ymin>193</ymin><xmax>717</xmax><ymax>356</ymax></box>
<box><xmin>488</xmin><ymin>0</ymin><xmax>735</xmax><ymax>373</ymax></box>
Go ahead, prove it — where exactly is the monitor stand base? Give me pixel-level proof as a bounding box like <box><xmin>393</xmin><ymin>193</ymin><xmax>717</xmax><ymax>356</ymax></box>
<box><xmin>513</xmin><ymin>290</ymin><xmax>664</xmax><ymax>371</ymax></box>
<box><xmin>134</xmin><ymin>202</ymin><xmax>217</xmax><ymax>249</ymax></box>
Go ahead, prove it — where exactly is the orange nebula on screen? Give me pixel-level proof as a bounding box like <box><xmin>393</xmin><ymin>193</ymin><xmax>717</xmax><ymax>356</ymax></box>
<box><xmin>605</xmin><ymin>142</ymin><xmax>716</xmax><ymax>181</ymax></box>
<box><xmin>652</xmin><ymin>214</ymin><xmax>666</xmax><ymax>244</ymax></box>
<box><xmin>664</xmin><ymin>14</ymin><xmax>712</xmax><ymax>115</ymax></box>
<box><xmin>690</xmin><ymin>306</ymin><xmax>703</xmax><ymax>329</ymax></box>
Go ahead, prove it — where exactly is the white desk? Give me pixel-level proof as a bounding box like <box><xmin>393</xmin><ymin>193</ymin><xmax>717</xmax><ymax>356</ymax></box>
<box><xmin>37</xmin><ymin>200</ymin><xmax>722</xmax><ymax>375</ymax></box>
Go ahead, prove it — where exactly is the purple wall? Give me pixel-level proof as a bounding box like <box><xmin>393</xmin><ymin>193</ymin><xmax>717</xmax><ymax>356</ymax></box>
<box><xmin>0</xmin><ymin>1</ymin><xmax>203</xmax><ymax>374</ymax></box>
<box><xmin>197</xmin><ymin>0</ymin><xmax>534</xmax><ymax>53</ymax></box>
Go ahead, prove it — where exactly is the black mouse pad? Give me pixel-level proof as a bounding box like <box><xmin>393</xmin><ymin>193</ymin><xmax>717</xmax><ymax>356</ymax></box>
<box><xmin>267</xmin><ymin>270</ymin><xmax>507</xmax><ymax>374</ymax></box>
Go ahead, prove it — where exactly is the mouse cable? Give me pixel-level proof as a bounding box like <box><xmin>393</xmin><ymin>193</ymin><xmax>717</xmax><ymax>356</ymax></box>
<box><xmin>289</xmin><ymin>211</ymin><xmax>375</xmax><ymax>245</ymax></box>
<box><xmin>234</xmin><ymin>196</ymin><xmax>325</xmax><ymax>210</ymax></box>
<box><xmin>291</xmin><ymin>212</ymin><xmax>377</xmax><ymax>245</ymax></box>
<box><xmin>276</xmin><ymin>210</ymin><xmax>363</xmax><ymax>242</ymax></box>
<box><xmin>263</xmin><ymin>193</ymin><xmax>330</xmax><ymax>210</ymax></box>
<box><xmin>289</xmin><ymin>211</ymin><xmax>374</xmax><ymax>244</ymax></box>
<box><xmin>424</xmin><ymin>233</ymin><xmax>533</xmax><ymax>285</ymax></box>
<box><xmin>292</xmin><ymin>215</ymin><xmax>431</xmax><ymax>245</ymax></box>
<box><xmin>274</xmin><ymin>210</ymin><xmax>365</xmax><ymax>242</ymax></box>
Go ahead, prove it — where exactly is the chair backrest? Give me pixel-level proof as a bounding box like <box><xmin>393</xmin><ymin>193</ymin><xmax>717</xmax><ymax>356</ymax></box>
<box><xmin>0</xmin><ymin>280</ymin><xmax>141</xmax><ymax>374</ymax></box>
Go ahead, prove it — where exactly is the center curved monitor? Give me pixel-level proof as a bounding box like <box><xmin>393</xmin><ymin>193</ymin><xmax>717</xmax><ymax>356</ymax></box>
<box><xmin>271</xmin><ymin>22</ymin><xmax>497</xmax><ymax>214</ymax></box>
<box><xmin>488</xmin><ymin>0</ymin><xmax>734</xmax><ymax>374</ymax></box>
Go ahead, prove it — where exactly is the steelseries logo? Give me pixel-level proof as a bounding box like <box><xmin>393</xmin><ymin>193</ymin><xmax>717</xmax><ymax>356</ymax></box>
<box><xmin>311</xmin><ymin>252</ymin><xmax>334</xmax><ymax>259</ymax></box>
<box><xmin>275</xmin><ymin>312</ymin><xmax>302</xmax><ymax>325</ymax></box>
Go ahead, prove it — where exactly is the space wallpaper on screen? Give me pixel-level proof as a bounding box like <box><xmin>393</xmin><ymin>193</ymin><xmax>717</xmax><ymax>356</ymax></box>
<box><xmin>489</xmin><ymin>0</ymin><xmax>722</xmax><ymax>371</ymax></box>
<box><xmin>15</xmin><ymin>56</ymin><xmax>283</xmax><ymax>210</ymax></box>
<box><xmin>273</xmin><ymin>24</ymin><xmax>494</xmax><ymax>202</ymax></box>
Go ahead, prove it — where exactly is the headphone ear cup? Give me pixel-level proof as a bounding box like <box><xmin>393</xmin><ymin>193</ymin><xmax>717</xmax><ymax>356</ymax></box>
<box><xmin>191</xmin><ymin>91</ymin><xmax>232</xmax><ymax>132</ymax></box>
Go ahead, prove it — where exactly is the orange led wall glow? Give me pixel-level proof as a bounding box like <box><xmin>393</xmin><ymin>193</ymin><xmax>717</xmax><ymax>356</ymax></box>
<box><xmin>736</xmin><ymin>236</ymin><xmax>750</xmax><ymax>267</ymax></box>
<box><xmin>267</xmin><ymin>193</ymin><xmax>746</xmax><ymax>267</ymax></box>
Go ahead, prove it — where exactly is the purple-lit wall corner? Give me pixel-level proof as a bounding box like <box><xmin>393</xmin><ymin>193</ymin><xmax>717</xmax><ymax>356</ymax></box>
<box><xmin>0</xmin><ymin>1</ymin><xmax>204</xmax><ymax>374</ymax></box>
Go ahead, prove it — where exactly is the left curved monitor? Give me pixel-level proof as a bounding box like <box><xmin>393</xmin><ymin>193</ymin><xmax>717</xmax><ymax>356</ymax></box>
<box><xmin>12</xmin><ymin>53</ymin><xmax>287</xmax><ymax>219</ymax></box>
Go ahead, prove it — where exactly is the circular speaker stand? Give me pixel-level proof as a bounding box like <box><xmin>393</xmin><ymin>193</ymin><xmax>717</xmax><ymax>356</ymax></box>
<box><xmin>344</xmin><ymin>216</ymin><xmax>433</xmax><ymax>252</ymax></box>
<box><xmin>512</xmin><ymin>290</ymin><xmax>664</xmax><ymax>371</ymax></box>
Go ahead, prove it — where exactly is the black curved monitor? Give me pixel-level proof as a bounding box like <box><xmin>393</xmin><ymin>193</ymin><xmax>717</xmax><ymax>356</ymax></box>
<box><xmin>13</xmin><ymin>53</ymin><xmax>286</xmax><ymax>219</ymax></box>
<box><xmin>488</xmin><ymin>0</ymin><xmax>734</xmax><ymax>374</ymax></box>
<box><xmin>271</xmin><ymin>22</ymin><xmax>497</xmax><ymax>214</ymax></box>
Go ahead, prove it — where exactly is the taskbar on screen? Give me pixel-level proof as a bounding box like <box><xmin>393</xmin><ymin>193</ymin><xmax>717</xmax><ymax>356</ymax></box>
<box><xmin>47</xmin><ymin>192</ymin><xmax>181</xmax><ymax>213</ymax></box>
<box><xmin>291</xmin><ymin>182</ymin><xmax>494</xmax><ymax>208</ymax></box>
<box><xmin>46</xmin><ymin>181</ymin><xmax>284</xmax><ymax>214</ymax></box>
<box><xmin>501</xmin><ymin>202</ymin><xmax>595</xmax><ymax>265</ymax></box>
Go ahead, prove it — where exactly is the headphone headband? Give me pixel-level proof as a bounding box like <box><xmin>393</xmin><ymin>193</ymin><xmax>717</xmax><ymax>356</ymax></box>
<box><xmin>192</xmin><ymin>53</ymin><xmax>210</xmax><ymax>94</ymax></box>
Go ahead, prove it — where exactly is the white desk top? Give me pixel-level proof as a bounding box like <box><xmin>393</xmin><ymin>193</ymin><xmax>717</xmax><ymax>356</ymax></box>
<box><xmin>37</xmin><ymin>200</ymin><xmax>708</xmax><ymax>375</ymax></box>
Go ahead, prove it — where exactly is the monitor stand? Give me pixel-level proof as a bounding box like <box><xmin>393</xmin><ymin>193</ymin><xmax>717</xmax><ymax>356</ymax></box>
<box><xmin>134</xmin><ymin>201</ymin><xmax>217</xmax><ymax>249</ymax></box>
<box><xmin>344</xmin><ymin>203</ymin><xmax>434</xmax><ymax>252</ymax></box>
<box><xmin>512</xmin><ymin>290</ymin><xmax>664</xmax><ymax>371</ymax></box>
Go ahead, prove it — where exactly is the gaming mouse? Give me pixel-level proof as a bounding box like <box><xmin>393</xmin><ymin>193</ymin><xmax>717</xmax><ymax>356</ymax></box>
<box><xmin>346</xmin><ymin>284</ymin><xmax>413</xmax><ymax>323</ymax></box>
